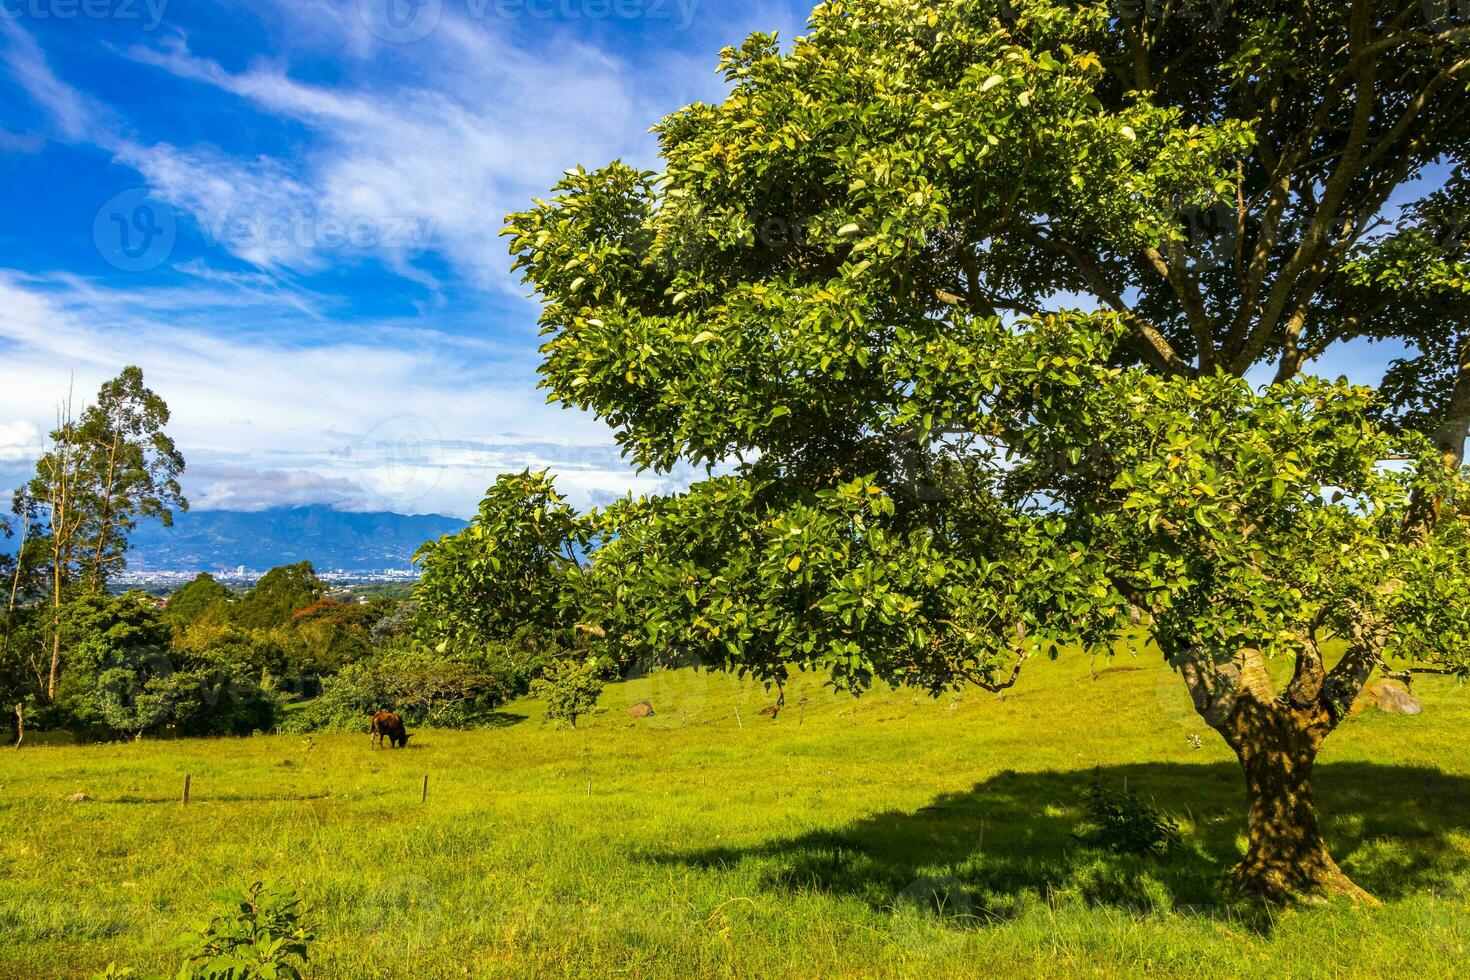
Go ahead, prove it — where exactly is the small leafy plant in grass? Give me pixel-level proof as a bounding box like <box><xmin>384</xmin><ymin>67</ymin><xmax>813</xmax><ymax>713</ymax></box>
<box><xmin>174</xmin><ymin>881</ymin><xmax>312</xmax><ymax>979</ymax></box>
<box><xmin>1077</xmin><ymin>774</ymin><xmax>1184</xmax><ymax>858</ymax></box>
<box><xmin>532</xmin><ymin>657</ymin><xmax>605</xmax><ymax>729</ymax></box>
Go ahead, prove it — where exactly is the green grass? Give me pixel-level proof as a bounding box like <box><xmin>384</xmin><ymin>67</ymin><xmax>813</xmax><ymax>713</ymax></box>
<box><xmin>4</xmin><ymin>652</ymin><xmax>1470</xmax><ymax>978</ymax></box>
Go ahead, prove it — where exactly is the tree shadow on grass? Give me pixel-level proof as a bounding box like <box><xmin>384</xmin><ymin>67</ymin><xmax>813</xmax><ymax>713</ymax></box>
<box><xmin>480</xmin><ymin>711</ymin><xmax>529</xmax><ymax>729</ymax></box>
<box><xmin>657</xmin><ymin>763</ymin><xmax>1470</xmax><ymax>922</ymax></box>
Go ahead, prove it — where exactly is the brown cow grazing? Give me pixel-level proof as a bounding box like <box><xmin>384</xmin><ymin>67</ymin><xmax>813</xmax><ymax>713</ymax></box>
<box><xmin>369</xmin><ymin>711</ymin><xmax>411</xmax><ymax>748</ymax></box>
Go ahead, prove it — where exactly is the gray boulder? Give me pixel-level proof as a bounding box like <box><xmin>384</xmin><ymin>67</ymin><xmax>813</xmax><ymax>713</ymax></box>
<box><xmin>1357</xmin><ymin>679</ymin><xmax>1423</xmax><ymax>716</ymax></box>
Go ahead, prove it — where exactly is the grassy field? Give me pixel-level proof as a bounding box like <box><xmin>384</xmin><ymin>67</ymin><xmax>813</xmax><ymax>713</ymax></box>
<box><xmin>3</xmin><ymin>650</ymin><xmax>1469</xmax><ymax>978</ymax></box>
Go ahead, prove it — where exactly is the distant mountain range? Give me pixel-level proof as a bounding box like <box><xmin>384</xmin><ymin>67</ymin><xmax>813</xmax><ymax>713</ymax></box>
<box><xmin>123</xmin><ymin>506</ymin><xmax>468</xmax><ymax>573</ymax></box>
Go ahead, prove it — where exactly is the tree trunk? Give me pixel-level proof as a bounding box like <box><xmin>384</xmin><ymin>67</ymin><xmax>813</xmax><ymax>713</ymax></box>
<box><xmin>47</xmin><ymin>629</ymin><xmax>61</xmax><ymax>702</ymax></box>
<box><xmin>1225</xmin><ymin>699</ymin><xmax>1376</xmax><ymax>904</ymax></box>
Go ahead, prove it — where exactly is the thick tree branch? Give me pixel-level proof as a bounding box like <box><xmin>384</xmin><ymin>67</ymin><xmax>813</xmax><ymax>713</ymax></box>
<box><xmin>1014</xmin><ymin>224</ymin><xmax>1196</xmax><ymax>376</ymax></box>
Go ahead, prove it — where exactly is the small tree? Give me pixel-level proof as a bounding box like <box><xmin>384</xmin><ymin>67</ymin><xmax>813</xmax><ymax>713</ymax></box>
<box><xmin>531</xmin><ymin>658</ymin><xmax>605</xmax><ymax>729</ymax></box>
<box><xmin>414</xmin><ymin>470</ymin><xmax>584</xmax><ymax>653</ymax></box>
<box><xmin>166</xmin><ymin>574</ymin><xmax>234</xmax><ymax>629</ymax></box>
<box><xmin>283</xmin><ymin>645</ymin><xmax>514</xmax><ymax>733</ymax></box>
<box><xmin>55</xmin><ymin>591</ymin><xmax>174</xmax><ymax>729</ymax></box>
<box><xmin>232</xmin><ymin>563</ymin><xmax>323</xmax><ymax>631</ymax></box>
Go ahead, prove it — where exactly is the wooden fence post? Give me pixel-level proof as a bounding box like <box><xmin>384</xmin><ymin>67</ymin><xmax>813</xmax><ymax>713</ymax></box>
<box><xmin>182</xmin><ymin>774</ymin><xmax>191</xmax><ymax>806</ymax></box>
<box><xmin>421</xmin><ymin>774</ymin><xmax>428</xmax><ymax>804</ymax></box>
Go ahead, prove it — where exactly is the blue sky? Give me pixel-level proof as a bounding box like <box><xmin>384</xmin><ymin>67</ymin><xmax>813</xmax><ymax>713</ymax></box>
<box><xmin>0</xmin><ymin>0</ymin><xmax>1434</xmax><ymax>519</ymax></box>
<box><xmin>0</xmin><ymin>0</ymin><xmax>810</xmax><ymax>516</ymax></box>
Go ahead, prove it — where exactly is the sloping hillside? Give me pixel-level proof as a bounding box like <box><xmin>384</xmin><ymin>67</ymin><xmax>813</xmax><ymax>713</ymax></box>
<box><xmin>123</xmin><ymin>506</ymin><xmax>466</xmax><ymax>572</ymax></box>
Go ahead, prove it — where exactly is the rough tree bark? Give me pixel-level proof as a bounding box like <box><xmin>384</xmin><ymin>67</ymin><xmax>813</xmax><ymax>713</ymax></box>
<box><xmin>1222</xmin><ymin>697</ymin><xmax>1374</xmax><ymax>904</ymax></box>
<box><xmin>1172</xmin><ymin>643</ymin><xmax>1380</xmax><ymax>904</ymax></box>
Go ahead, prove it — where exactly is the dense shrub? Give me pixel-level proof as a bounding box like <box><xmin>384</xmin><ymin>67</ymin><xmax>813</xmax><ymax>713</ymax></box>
<box><xmin>281</xmin><ymin>644</ymin><xmax>529</xmax><ymax>733</ymax></box>
<box><xmin>1076</xmin><ymin>775</ymin><xmax>1183</xmax><ymax>857</ymax></box>
<box><xmin>95</xmin><ymin>668</ymin><xmax>279</xmax><ymax>739</ymax></box>
<box><xmin>174</xmin><ymin>623</ymin><xmax>289</xmax><ymax>680</ymax></box>
<box><xmin>531</xmin><ymin>657</ymin><xmax>606</xmax><ymax>729</ymax></box>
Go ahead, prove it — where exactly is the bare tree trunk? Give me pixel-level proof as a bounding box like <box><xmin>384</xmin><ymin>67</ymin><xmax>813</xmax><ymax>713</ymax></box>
<box><xmin>44</xmin><ymin>399</ymin><xmax>80</xmax><ymax>703</ymax></box>
<box><xmin>47</xmin><ymin>632</ymin><xmax>61</xmax><ymax>702</ymax></box>
<box><xmin>47</xmin><ymin>514</ymin><xmax>64</xmax><ymax>705</ymax></box>
<box><xmin>88</xmin><ymin>428</ymin><xmax>122</xmax><ymax>593</ymax></box>
<box><xmin>13</xmin><ymin>704</ymin><xmax>22</xmax><ymax>750</ymax></box>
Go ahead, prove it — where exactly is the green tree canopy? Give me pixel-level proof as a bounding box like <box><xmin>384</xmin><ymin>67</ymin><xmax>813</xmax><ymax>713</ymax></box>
<box><xmin>473</xmin><ymin>0</ymin><xmax>1470</xmax><ymax>903</ymax></box>
<box><xmin>166</xmin><ymin>573</ymin><xmax>235</xmax><ymax>629</ymax></box>
<box><xmin>234</xmin><ymin>562</ymin><xmax>325</xmax><ymax>631</ymax></box>
<box><xmin>507</xmin><ymin>0</ymin><xmax>1469</xmax><ymax>476</ymax></box>
<box><xmin>414</xmin><ymin>471</ymin><xmax>585</xmax><ymax>652</ymax></box>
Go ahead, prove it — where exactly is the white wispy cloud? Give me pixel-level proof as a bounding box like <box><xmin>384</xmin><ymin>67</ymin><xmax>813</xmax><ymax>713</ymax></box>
<box><xmin>0</xmin><ymin>18</ymin><xmax>105</xmax><ymax>140</ymax></box>
<box><xmin>0</xmin><ymin>4</ymin><xmax>809</xmax><ymax>515</ymax></box>
<box><xmin>114</xmin><ymin>17</ymin><xmax>650</xmax><ymax>286</ymax></box>
<box><xmin>0</xmin><ymin>271</ymin><xmax>667</xmax><ymax>515</ymax></box>
<box><xmin>0</xmin><ymin>419</ymin><xmax>42</xmax><ymax>463</ymax></box>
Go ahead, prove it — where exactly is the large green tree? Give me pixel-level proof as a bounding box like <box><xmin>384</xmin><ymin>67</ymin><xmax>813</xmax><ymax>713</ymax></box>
<box><xmin>483</xmin><ymin>0</ymin><xmax>1470</xmax><ymax>902</ymax></box>
<box><xmin>14</xmin><ymin>367</ymin><xmax>186</xmax><ymax>700</ymax></box>
<box><xmin>509</xmin><ymin>0</ymin><xmax>1468</xmax><ymax>472</ymax></box>
<box><xmin>165</xmin><ymin>573</ymin><xmax>235</xmax><ymax>629</ymax></box>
